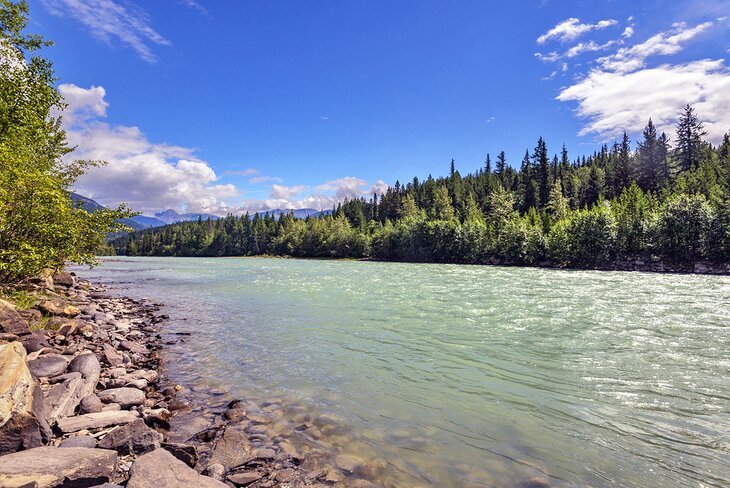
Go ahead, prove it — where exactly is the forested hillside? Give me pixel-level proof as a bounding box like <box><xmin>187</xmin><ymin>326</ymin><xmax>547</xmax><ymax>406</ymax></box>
<box><xmin>113</xmin><ymin>107</ymin><xmax>730</xmax><ymax>269</ymax></box>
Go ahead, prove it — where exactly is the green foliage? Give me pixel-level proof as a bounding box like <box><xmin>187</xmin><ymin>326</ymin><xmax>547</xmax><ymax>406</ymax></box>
<box><xmin>0</xmin><ymin>1</ymin><xmax>134</xmax><ymax>282</ymax></box>
<box><xmin>655</xmin><ymin>194</ymin><xmax>714</xmax><ymax>261</ymax></box>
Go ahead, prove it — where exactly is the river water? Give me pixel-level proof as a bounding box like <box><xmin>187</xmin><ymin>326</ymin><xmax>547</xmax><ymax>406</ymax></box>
<box><xmin>74</xmin><ymin>256</ymin><xmax>730</xmax><ymax>488</ymax></box>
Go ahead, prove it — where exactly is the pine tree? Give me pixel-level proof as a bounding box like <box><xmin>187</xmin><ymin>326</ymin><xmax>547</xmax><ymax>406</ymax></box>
<box><xmin>533</xmin><ymin>137</ymin><xmax>550</xmax><ymax>208</ymax></box>
<box><xmin>484</xmin><ymin>154</ymin><xmax>491</xmax><ymax>174</ymax></box>
<box><xmin>496</xmin><ymin>151</ymin><xmax>507</xmax><ymax>176</ymax></box>
<box><xmin>638</xmin><ymin>119</ymin><xmax>660</xmax><ymax>191</ymax></box>
<box><xmin>450</xmin><ymin>159</ymin><xmax>455</xmax><ymax>177</ymax></box>
<box><xmin>615</xmin><ymin>131</ymin><xmax>633</xmax><ymax>190</ymax></box>
<box><xmin>675</xmin><ymin>104</ymin><xmax>707</xmax><ymax>171</ymax></box>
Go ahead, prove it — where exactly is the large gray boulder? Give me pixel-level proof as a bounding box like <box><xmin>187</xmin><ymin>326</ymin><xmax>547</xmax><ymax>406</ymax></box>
<box><xmin>0</xmin><ymin>342</ymin><xmax>51</xmax><ymax>455</ymax></box>
<box><xmin>0</xmin><ymin>446</ymin><xmax>117</xmax><ymax>487</ymax></box>
<box><xmin>0</xmin><ymin>299</ymin><xmax>30</xmax><ymax>335</ymax></box>
<box><xmin>98</xmin><ymin>387</ymin><xmax>145</xmax><ymax>408</ymax></box>
<box><xmin>127</xmin><ymin>448</ymin><xmax>228</xmax><ymax>488</ymax></box>
<box><xmin>28</xmin><ymin>354</ymin><xmax>68</xmax><ymax>378</ymax></box>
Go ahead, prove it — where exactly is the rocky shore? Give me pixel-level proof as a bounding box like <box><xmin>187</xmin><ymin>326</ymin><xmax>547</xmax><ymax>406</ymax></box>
<box><xmin>0</xmin><ymin>272</ymin><xmax>385</xmax><ymax>488</ymax></box>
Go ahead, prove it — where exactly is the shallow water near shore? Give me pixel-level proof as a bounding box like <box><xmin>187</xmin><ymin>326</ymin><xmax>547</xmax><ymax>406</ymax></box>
<box><xmin>73</xmin><ymin>256</ymin><xmax>730</xmax><ymax>487</ymax></box>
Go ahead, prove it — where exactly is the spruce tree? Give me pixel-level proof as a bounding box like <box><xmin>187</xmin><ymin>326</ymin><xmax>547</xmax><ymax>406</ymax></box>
<box><xmin>638</xmin><ymin>119</ymin><xmax>659</xmax><ymax>191</ymax></box>
<box><xmin>675</xmin><ymin>104</ymin><xmax>707</xmax><ymax>171</ymax></box>
<box><xmin>532</xmin><ymin>137</ymin><xmax>550</xmax><ymax>208</ymax></box>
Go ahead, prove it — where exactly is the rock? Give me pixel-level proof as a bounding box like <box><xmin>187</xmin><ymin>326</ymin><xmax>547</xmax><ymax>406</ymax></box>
<box><xmin>210</xmin><ymin>425</ymin><xmax>251</xmax><ymax>469</ymax></box>
<box><xmin>38</xmin><ymin>299</ymin><xmax>80</xmax><ymax>317</ymax></box>
<box><xmin>102</xmin><ymin>343</ymin><xmax>123</xmax><ymax>367</ymax></box>
<box><xmin>44</xmin><ymin>372</ymin><xmax>84</xmax><ymax>421</ymax></box>
<box><xmin>0</xmin><ymin>342</ymin><xmax>51</xmax><ymax>455</ymax></box>
<box><xmin>694</xmin><ymin>262</ymin><xmax>711</xmax><ymax>274</ymax></box>
<box><xmin>88</xmin><ymin>484</ymin><xmax>122</xmax><ymax>488</ymax></box>
<box><xmin>167</xmin><ymin>415</ymin><xmax>210</xmax><ymax>443</ymax></box>
<box><xmin>224</xmin><ymin>407</ymin><xmax>246</xmax><ymax>422</ymax></box>
<box><xmin>228</xmin><ymin>471</ymin><xmax>263</xmax><ymax>486</ymax></box>
<box><xmin>68</xmin><ymin>351</ymin><xmax>102</xmax><ymax>382</ymax></box>
<box><xmin>162</xmin><ymin>442</ymin><xmax>198</xmax><ymax>467</ymax></box>
<box><xmin>275</xmin><ymin>468</ymin><xmax>297</xmax><ymax>482</ymax></box>
<box><xmin>141</xmin><ymin>407</ymin><xmax>170</xmax><ymax>429</ymax></box>
<box><xmin>203</xmin><ymin>463</ymin><xmax>226</xmax><ymax>481</ymax></box>
<box><xmin>20</xmin><ymin>330</ymin><xmax>50</xmax><ymax>353</ymax></box>
<box><xmin>127</xmin><ymin>448</ymin><xmax>228</xmax><ymax>488</ymax></box>
<box><xmin>18</xmin><ymin>309</ymin><xmax>42</xmax><ymax>328</ymax></box>
<box><xmin>53</xmin><ymin>272</ymin><xmax>76</xmax><ymax>288</ymax></box>
<box><xmin>336</xmin><ymin>454</ymin><xmax>363</xmax><ymax>473</ymax></box>
<box><xmin>28</xmin><ymin>353</ymin><xmax>68</xmax><ymax>378</ymax></box>
<box><xmin>97</xmin><ymin>418</ymin><xmax>162</xmax><ymax>455</ymax></box>
<box><xmin>0</xmin><ymin>299</ymin><xmax>30</xmax><ymax>335</ymax></box>
<box><xmin>60</xmin><ymin>435</ymin><xmax>97</xmax><ymax>448</ymax></box>
<box><xmin>97</xmin><ymin>387</ymin><xmax>145</xmax><ymax>408</ymax></box>
<box><xmin>80</xmin><ymin>393</ymin><xmax>104</xmax><ymax>414</ymax></box>
<box><xmin>354</xmin><ymin>459</ymin><xmax>387</xmax><ymax>480</ymax></box>
<box><xmin>0</xmin><ymin>446</ymin><xmax>117</xmax><ymax>488</ymax></box>
<box><xmin>56</xmin><ymin>410</ymin><xmax>139</xmax><ymax>433</ymax></box>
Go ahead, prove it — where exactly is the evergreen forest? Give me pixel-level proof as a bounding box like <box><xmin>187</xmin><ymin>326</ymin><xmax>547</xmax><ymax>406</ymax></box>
<box><xmin>113</xmin><ymin>109</ymin><xmax>730</xmax><ymax>269</ymax></box>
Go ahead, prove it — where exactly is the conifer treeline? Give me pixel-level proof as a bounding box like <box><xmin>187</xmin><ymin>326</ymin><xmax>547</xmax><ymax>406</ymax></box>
<box><xmin>113</xmin><ymin>105</ymin><xmax>730</xmax><ymax>267</ymax></box>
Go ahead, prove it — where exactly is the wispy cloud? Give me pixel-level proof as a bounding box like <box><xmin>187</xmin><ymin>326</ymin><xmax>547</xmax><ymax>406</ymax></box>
<box><xmin>179</xmin><ymin>0</ymin><xmax>208</xmax><ymax>15</ymax></box>
<box><xmin>224</xmin><ymin>168</ymin><xmax>260</xmax><ymax>177</ymax></box>
<box><xmin>597</xmin><ymin>21</ymin><xmax>713</xmax><ymax>72</ymax></box>
<box><xmin>537</xmin><ymin>18</ymin><xmax>617</xmax><ymax>44</ymax></box>
<box><xmin>40</xmin><ymin>0</ymin><xmax>170</xmax><ymax>63</ymax></box>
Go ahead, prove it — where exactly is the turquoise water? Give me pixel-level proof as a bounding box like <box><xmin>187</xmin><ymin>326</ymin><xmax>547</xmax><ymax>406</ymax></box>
<box><xmin>75</xmin><ymin>257</ymin><xmax>730</xmax><ymax>487</ymax></box>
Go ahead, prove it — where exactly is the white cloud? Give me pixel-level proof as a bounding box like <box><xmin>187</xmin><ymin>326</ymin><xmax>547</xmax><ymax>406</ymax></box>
<box><xmin>622</xmin><ymin>26</ymin><xmax>635</xmax><ymax>38</ymax></box>
<box><xmin>565</xmin><ymin>40</ymin><xmax>620</xmax><ymax>58</ymax></box>
<box><xmin>224</xmin><ymin>168</ymin><xmax>259</xmax><ymax>176</ymax></box>
<box><xmin>535</xmin><ymin>51</ymin><xmax>560</xmax><ymax>62</ymax></box>
<box><xmin>243</xmin><ymin>177</ymin><xmax>389</xmax><ymax>212</ymax></box>
<box><xmin>557</xmin><ymin>59</ymin><xmax>730</xmax><ymax>143</ymax></box>
<box><xmin>537</xmin><ymin>18</ymin><xmax>617</xmax><ymax>44</ymax></box>
<box><xmin>249</xmin><ymin>175</ymin><xmax>283</xmax><ymax>184</ymax></box>
<box><xmin>270</xmin><ymin>184</ymin><xmax>306</xmax><ymax>200</ymax></box>
<box><xmin>597</xmin><ymin>21</ymin><xmax>713</xmax><ymax>72</ymax></box>
<box><xmin>60</xmin><ymin>84</ymin><xmax>239</xmax><ymax>214</ymax></box>
<box><xmin>40</xmin><ymin>0</ymin><xmax>170</xmax><ymax>63</ymax></box>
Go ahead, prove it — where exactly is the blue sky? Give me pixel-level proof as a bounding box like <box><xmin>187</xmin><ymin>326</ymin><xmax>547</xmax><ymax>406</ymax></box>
<box><xmin>28</xmin><ymin>0</ymin><xmax>730</xmax><ymax>215</ymax></box>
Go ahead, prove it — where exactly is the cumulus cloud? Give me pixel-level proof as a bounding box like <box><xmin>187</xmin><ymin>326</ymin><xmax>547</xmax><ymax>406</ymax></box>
<box><xmin>597</xmin><ymin>21</ymin><xmax>713</xmax><ymax>72</ymax></box>
<box><xmin>537</xmin><ymin>18</ymin><xmax>617</xmax><ymax>44</ymax></box>
<box><xmin>557</xmin><ymin>59</ymin><xmax>730</xmax><ymax>142</ymax></box>
<box><xmin>40</xmin><ymin>0</ymin><xmax>170</xmax><ymax>63</ymax></box>
<box><xmin>243</xmin><ymin>177</ymin><xmax>389</xmax><ymax>212</ymax></box>
<box><xmin>622</xmin><ymin>26</ymin><xmax>635</xmax><ymax>38</ymax></box>
<box><xmin>60</xmin><ymin>84</ymin><xmax>239</xmax><ymax>214</ymax></box>
<box><xmin>59</xmin><ymin>85</ymin><xmax>391</xmax><ymax>216</ymax></box>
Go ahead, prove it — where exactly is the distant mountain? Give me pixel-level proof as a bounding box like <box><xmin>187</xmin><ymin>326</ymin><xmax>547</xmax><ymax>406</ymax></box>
<box><xmin>154</xmin><ymin>209</ymin><xmax>219</xmax><ymax>224</ymax></box>
<box><xmin>255</xmin><ymin>208</ymin><xmax>331</xmax><ymax>219</ymax></box>
<box><xmin>70</xmin><ymin>193</ymin><xmax>167</xmax><ymax>231</ymax></box>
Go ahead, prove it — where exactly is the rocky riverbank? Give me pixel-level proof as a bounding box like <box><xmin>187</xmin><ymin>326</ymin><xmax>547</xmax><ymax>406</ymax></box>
<box><xmin>0</xmin><ymin>272</ymin><xmax>386</xmax><ymax>488</ymax></box>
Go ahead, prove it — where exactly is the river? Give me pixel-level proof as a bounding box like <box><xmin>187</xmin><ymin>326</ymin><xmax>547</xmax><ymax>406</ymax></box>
<box><xmin>73</xmin><ymin>256</ymin><xmax>730</xmax><ymax>488</ymax></box>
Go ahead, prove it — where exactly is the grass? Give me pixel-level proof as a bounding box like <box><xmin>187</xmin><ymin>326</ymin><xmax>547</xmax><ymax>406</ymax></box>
<box><xmin>1</xmin><ymin>289</ymin><xmax>38</xmax><ymax>310</ymax></box>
